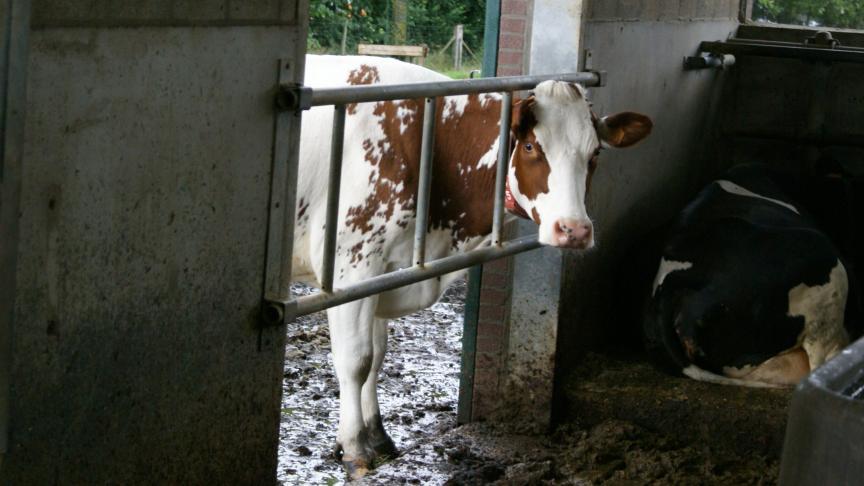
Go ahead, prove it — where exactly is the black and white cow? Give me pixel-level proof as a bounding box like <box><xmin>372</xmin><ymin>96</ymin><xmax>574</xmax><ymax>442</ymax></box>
<box><xmin>644</xmin><ymin>165</ymin><xmax>853</xmax><ymax>387</ymax></box>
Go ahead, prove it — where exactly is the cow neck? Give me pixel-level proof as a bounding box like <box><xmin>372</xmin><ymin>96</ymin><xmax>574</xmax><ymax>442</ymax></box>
<box><xmin>504</xmin><ymin>136</ymin><xmax>532</xmax><ymax>220</ymax></box>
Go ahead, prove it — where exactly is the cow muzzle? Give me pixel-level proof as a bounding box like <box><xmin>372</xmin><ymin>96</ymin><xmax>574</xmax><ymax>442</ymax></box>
<box><xmin>550</xmin><ymin>218</ymin><xmax>594</xmax><ymax>249</ymax></box>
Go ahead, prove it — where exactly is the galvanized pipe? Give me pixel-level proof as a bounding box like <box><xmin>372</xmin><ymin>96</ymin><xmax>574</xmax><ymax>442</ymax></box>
<box><xmin>321</xmin><ymin>105</ymin><xmax>347</xmax><ymax>292</ymax></box>
<box><xmin>413</xmin><ymin>97</ymin><xmax>437</xmax><ymax>266</ymax></box>
<box><xmin>308</xmin><ymin>71</ymin><xmax>602</xmax><ymax>108</ymax></box>
<box><xmin>0</xmin><ymin>0</ymin><xmax>32</xmax><ymax>464</ymax></box>
<box><xmin>491</xmin><ymin>91</ymin><xmax>513</xmax><ymax>245</ymax></box>
<box><xmin>287</xmin><ymin>235</ymin><xmax>541</xmax><ymax>318</ymax></box>
<box><xmin>271</xmin><ymin>69</ymin><xmax>608</xmax><ymax>322</ymax></box>
<box><xmin>700</xmin><ymin>40</ymin><xmax>864</xmax><ymax>64</ymax></box>
<box><xmin>266</xmin><ymin>61</ymin><xmax>305</xmax><ymax>307</ymax></box>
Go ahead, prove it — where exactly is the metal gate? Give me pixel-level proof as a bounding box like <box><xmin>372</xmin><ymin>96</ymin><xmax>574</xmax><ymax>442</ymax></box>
<box><xmin>261</xmin><ymin>68</ymin><xmax>605</xmax><ymax>325</ymax></box>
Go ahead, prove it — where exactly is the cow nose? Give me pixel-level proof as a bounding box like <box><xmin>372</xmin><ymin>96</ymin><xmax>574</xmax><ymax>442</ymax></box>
<box><xmin>553</xmin><ymin>218</ymin><xmax>593</xmax><ymax>248</ymax></box>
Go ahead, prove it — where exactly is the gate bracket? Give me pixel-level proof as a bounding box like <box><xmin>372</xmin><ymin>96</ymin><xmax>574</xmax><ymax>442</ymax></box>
<box><xmin>261</xmin><ymin>296</ymin><xmax>296</xmax><ymax>327</ymax></box>
<box><xmin>275</xmin><ymin>83</ymin><xmax>312</xmax><ymax>112</ymax></box>
<box><xmin>590</xmin><ymin>70</ymin><xmax>608</xmax><ymax>87</ymax></box>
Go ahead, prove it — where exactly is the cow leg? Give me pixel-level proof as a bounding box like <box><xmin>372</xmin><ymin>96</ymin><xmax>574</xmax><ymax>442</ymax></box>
<box><xmin>328</xmin><ymin>297</ymin><xmax>377</xmax><ymax>479</ymax></box>
<box><xmin>362</xmin><ymin>317</ymin><xmax>397</xmax><ymax>459</ymax></box>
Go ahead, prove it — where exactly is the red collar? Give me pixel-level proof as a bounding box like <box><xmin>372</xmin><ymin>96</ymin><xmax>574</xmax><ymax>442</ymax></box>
<box><xmin>504</xmin><ymin>137</ymin><xmax>532</xmax><ymax>221</ymax></box>
<box><xmin>505</xmin><ymin>178</ymin><xmax>531</xmax><ymax>220</ymax></box>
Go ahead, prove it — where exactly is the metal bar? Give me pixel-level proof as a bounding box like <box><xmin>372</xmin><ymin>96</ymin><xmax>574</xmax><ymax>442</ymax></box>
<box><xmin>724</xmin><ymin>128</ymin><xmax>864</xmax><ymax>148</ymax></box>
<box><xmin>725</xmin><ymin>37</ymin><xmax>864</xmax><ymax>52</ymax></box>
<box><xmin>308</xmin><ymin>71</ymin><xmax>601</xmax><ymax>107</ymax></box>
<box><xmin>457</xmin><ymin>265</ymin><xmax>482</xmax><ymax>424</ymax></box>
<box><xmin>491</xmin><ymin>91</ymin><xmax>513</xmax><ymax>245</ymax></box>
<box><xmin>481</xmin><ymin>0</ymin><xmax>500</xmax><ymax>77</ymax></box>
<box><xmin>700</xmin><ymin>40</ymin><xmax>864</xmax><ymax>64</ymax></box>
<box><xmin>0</xmin><ymin>0</ymin><xmax>32</xmax><ymax>460</ymax></box>
<box><xmin>283</xmin><ymin>235</ymin><xmax>542</xmax><ymax>319</ymax></box>
<box><xmin>413</xmin><ymin>97</ymin><xmax>437</xmax><ymax>266</ymax></box>
<box><xmin>321</xmin><ymin>105</ymin><xmax>347</xmax><ymax>292</ymax></box>
<box><xmin>263</xmin><ymin>60</ymin><xmax>303</xmax><ymax>328</ymax></box>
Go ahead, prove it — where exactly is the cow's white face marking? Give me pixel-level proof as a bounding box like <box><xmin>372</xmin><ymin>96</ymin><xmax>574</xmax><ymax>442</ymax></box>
<box><xmin>787</xmin><ymin>259</ymin><xmax>849</xmax><ymax>369</ymax></box>
<box><xmin>508</xmin><ymin>81</ymin><xmax>599</xmax><ymax>247</ymax></box>
<box><xmin>652</xmin><ymin>258</ymin><xmax>693</xmax><ymax>296</ymax></box>
<box><xmin>717</xmin><ymin>180</ymin><xmax>800</xmax><ymax>214</ymax></box>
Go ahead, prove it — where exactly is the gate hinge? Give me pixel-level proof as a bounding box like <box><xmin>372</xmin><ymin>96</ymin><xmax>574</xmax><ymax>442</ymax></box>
<box><xmin>275</xmin><ymin>83</ymin><xmax>313</xmax><ymax>112</ymax></box>
<box><xmin>260</xmin><ymin>295</ymin><xmax>297</xmax><ymax>327</ymax></box>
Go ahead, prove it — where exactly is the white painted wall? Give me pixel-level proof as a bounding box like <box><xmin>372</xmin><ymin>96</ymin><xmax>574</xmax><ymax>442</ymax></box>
<box><xmin>529</xmin><ymin>0</ymin><xmax>583</xmax><ymax>75</ymax></box>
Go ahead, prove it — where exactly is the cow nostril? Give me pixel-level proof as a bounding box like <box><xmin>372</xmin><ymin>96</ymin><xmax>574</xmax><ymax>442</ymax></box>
<box><xmin>555</xmin><ymin>219</ymin><xmax>592</xmax><ymax>243</ymax></box>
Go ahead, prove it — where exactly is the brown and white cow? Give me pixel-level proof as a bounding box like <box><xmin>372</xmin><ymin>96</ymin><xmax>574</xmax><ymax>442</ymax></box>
<box><xmin>293</xmin><ymin>55</ymin><xmax>652</xmax><ymax>478</ymax></box>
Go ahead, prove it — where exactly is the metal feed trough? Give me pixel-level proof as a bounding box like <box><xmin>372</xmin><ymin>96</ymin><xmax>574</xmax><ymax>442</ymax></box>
<box><xmin>261</xmin><ymin>68</ymin><xmax>605</xmax><ymax>324</ymax></box>
<box><xmin>780</xmin><ymin>336</ymin><xmax>864</xmax><ymax>485</ymax></box>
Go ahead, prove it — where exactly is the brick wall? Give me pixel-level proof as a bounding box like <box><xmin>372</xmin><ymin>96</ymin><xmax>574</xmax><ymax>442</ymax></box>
<box><xmin>470</xmin><ymin>0</ymin><xmax>533</xmax><ymax>420</ymax></box>
<box><xmin>496</xmin><ymin>0</ymin><xmax>533</xmax><ymax>76</ymax></box>
<box><xmin>471</xmin><ymin>257</ymin><xmax>514</xmax><ymax>418</ymax></box>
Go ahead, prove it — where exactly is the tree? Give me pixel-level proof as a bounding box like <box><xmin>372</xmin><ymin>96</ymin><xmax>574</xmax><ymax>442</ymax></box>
<box><xmin>754</xmin><ymin>0</ymin><xmax>864</xmax><ymax>30</ymax></box>
<box><xmin>308</xmin><ymin>0</ymin><xmax>486</xmax><ymax>54</ymax></box>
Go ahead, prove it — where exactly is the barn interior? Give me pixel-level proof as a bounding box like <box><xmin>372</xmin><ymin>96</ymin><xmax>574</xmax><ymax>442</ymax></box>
<box><xmin>546</xmin><ymin>1</ymin><xmax>864</xmax><ymax>483</ymax></box>
<box><xmin>3</xmin><ymin>0</ymin><xmax>864</xmax><ymax>484</ymax></box>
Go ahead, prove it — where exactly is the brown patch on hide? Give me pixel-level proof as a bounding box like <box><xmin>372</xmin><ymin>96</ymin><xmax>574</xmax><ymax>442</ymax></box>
<box><xmin>344</xmin><ymin>94</ymin><xmax>503</xmax><ymax>248</ymax></box>
<box><xmin>346</xmin><ymin>64</ymin><xmax>381</xmax><ymax>115</ymax></box>
<box><xmin>431</xmin><ymin>94</ymin><xmax>501</xmax><ymax>245</ymax></box>
<box><xmin>511</xmin><ymin>136</ymin><xmax>551</xmax><ymax>201</ymax></box>
<box><xmin>509</xmin><ymin>96</ymin><xmax>551</xmax><ymax>202</ymax></box>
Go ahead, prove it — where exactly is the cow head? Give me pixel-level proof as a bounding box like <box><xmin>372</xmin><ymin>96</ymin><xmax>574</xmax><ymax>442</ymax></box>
<box><xmin>508</xmin><ymin>80</ymin><xmax>652</xmax><ymax>249</ymax></box>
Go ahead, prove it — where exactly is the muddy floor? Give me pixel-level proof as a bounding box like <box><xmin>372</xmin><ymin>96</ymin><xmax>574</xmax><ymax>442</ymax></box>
<box><xmin>279</xmin><ymin>282</ymin><xmax>465</xmax><ymax>485</ymax></box>
<box><xmin>279</xmin><ymin>282</ymin><xmax>787</xmax><ymax>485</ymax></box>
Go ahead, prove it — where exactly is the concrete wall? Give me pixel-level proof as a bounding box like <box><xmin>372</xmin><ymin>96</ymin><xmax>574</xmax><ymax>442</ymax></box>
<box><xmin>2</xmin><ymin>1</ymin><xmax>307</xmax><ymax>483</ymax></box>
<box><xmin>529</xmin><ymin>0</ymin><xmax>583</xmax><ymax>75</ymax></box>
<box><xmin>554</xmin><ymin>0</ymin><xmax>740</xmax><ymax>413</ymax></box>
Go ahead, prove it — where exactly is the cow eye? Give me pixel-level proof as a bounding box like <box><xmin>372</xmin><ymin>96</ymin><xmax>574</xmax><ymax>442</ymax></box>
<box><xmin>524</xmin><ymin>142</ymin><xmax>533</xmax><ymax>152</ymax></box>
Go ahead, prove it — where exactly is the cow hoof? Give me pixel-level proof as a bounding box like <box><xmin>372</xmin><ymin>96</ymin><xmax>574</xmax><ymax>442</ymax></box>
<box><xmin>342</xmin><ymin>456</ymin><xmax>371</xmax><ymax>480</ymax></box>
<box><xmin>371</xmin><ymin>436</ymin><xmax>398</xmax><ymax>460</ymax></box>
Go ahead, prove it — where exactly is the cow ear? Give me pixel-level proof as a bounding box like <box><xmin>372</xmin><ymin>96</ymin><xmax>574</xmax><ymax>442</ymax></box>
<box><xmin>511</xmin><ymin>96</ymin><xmax>537</xmax><ymax>139</ymax></box>
<box><xmin>596</xmin><ymin>112</ymin><xmax>653</xmax><ymax>148</ymax></box>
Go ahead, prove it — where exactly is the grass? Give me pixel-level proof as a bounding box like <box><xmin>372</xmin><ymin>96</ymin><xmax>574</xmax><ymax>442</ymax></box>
<box><xmin>423</xmin><ymin>50</ymin><xmax>482</xmax><ymax>79</ymax></box>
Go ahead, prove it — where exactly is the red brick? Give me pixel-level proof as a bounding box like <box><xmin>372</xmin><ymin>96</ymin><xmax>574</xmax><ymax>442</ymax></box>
<box><xmin>472</xmin><ymin>391</ymin><xmax>492</xmax><ymax>415</ymax></box>
<box><xmin>497</xmin><ymin>66</ymin><xmax>523</xmax><ymax>76</ymax></box>
<box><xmin>477</xmin><ymin>320</ymin><xmax>504</xmax><ymax>338</ymax></box>
<box><xmin>498</xmin><ymin>50</ymin><xmax>523</xmax><ymax>66</ymax></box>
<box><xmin>480</xmin><ymin>288</ymin><xmax>508</xmax><ymax>306</ymax></box>
<box><xmin>473</xmin><ymin>370</ymin><xmax>499</xmax><ymax>388</ymax></box>
<box><xmin>501</xmin><ymin>0</ymin><xmax>528</xmax><ymax>16</ymax></box>
<box><xmin>500</xmin><ymin>17</ymin><xmax>526</xmax><ymax>34</ymax></box>
<box><xmin>484</xmin><ymin>257</ymin><xmax>512</xmax><ymax>273</ymax></box>
<box><xmin>479</xmin><ymin>303</ymin><xmax>505</xmax><ymax>322</ymax></box>
<box><xmin>499</xmin><ymin>33</ymin><xmax>524</xmax><ymax>50</ymax></box>
<box><xmin>482</xmin><ymin>272</ymin><xmax>509</xmax><ymax>289</ymax></box>
<box><xmin>475</xmin><ymin>349</ymin><xmax>500</xmax><ymax>366</ymax></box>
